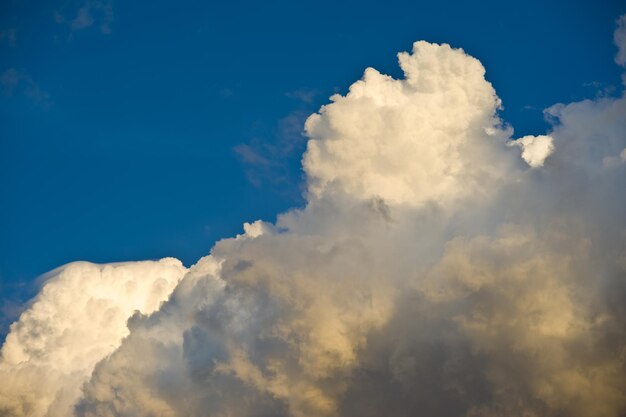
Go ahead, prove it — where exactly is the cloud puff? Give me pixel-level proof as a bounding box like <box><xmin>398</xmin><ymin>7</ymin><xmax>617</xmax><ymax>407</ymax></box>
<box><xmin>2</xmin><ymin>15</ymin><xmax>626</xmax><ymax>417</ymax></box>
<box><xmin>508</xmin><ymin>135</ymin><xmax>554</xmax><ymax>167</ymax></box>
<box><xmin>0</xmin><ymin>259</ymin><xmax>187</xmax><ymax>417</ymax></box>
<box><xmin>234</xmin><ymin>110</ymin><xmax>309</xmax><ymax>190</ymax></box>
<box><xmin>304</xmin><ymin>41</ymin><xmax>517</xmax><ymax>206</ymax></box>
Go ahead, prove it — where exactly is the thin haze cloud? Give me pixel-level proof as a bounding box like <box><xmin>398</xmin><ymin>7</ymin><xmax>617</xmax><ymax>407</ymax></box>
<box><xmin>1</xmin><ymin>14</ymin><xmax>625</xmax><ymax>417</ymax></box>
<box><xmin>54</xmin><ymin>0</ymin><xmax>114</xmax><ymax>35</ymax></box>
<box><xmin>1</xmin><ymin>68</ymin><xmax>52</xmax><ymax>109</ymax></box>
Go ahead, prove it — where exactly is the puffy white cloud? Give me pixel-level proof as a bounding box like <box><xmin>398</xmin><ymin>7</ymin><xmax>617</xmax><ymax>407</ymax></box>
<box><xmin>0</xmin><ymin>259</ymin><xmax>187</xmax><ymax>417</ymax></box>
<box><xmin>3</xmin><ymin>15</ymin><xmax>626</xmax><ymax>417</ymax></box>
<box><xmin>508</xmin><ymin>135</ymin><xmax>554</xmax><ymax>167</ymax></box>
<box><xmin>303</xmin><ymin>41</ymin><xmax>517</xmax><ymax>207</ymax></box>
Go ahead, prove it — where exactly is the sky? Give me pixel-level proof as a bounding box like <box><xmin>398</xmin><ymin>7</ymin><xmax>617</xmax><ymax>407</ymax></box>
<box><xmin>1</xmin><ymin>1</ymin><xmax>626</xmax><ymax>416</ymax></box>
<box><xmin>1</xmin><ymin>0</ymin><xmax>625</xmax><ymax>308</ymax></box>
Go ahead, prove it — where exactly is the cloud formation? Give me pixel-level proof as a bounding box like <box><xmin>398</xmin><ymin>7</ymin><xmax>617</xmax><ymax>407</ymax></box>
<box><xmin>0</xmin><ymin>259</ymin><xmax>187</xmax><ymax>417</ymax></box>
<box><xmin>304</xmin><ymin>41</ymin><xmax>516</xmax><ymax>206</ymax></box>
<box><xmin>2</xmin><ymin>16</ymin><xmax>626</xmax><ymax>417</ymax></box>
<box><xmin>508</xmin><ymin>134</ymin><xmax>554</xmax><ymax>167</ymax></box>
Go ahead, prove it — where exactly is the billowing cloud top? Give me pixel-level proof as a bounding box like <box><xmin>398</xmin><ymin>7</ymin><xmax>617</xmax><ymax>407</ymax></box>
<box><xmin>1</xmin><ymin>16</ymin><xmax>626</xmax><ymax>417</ymax></box>
<box><xmin>304</xmin><ymin>41</ymin><xmax>516</xmax><ymax>206</ymax></box>
<box><xmin>0</xmin><ymin>259</ymin><xmax>186</xmax><ymax>417</ymax></box>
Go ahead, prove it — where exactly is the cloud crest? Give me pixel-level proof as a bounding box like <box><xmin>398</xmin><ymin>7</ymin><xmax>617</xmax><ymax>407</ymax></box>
<box><xmin>304</xmin><ymin>41</ymin><xmax>516</xmax><ymax>206</ymax></box>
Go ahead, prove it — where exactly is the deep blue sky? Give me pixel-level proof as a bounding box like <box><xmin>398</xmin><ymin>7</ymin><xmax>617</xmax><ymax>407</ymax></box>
<box><xmin>1</xmin><ymin>0</ymin><xmax>625</xmax><ymax>312</ymax></box>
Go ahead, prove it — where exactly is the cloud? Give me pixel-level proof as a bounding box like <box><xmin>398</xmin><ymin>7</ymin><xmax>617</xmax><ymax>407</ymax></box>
<box><xmin>2</xmin><ymin>14</ymin><xmax>626</xmax><ymax>417</ymax></box>
<box><xmin>54</xmin><ymin>0</ymin><xmax>114</xmax><ymax>35</ymax></box>
<box><xmin>303</xmin><ymin>41</ymin><xmax>518</xmax><ymax>206</ymax></box>
<box><xmin>615</xmin><ymin>14</ymin><xmax>626</xmax><ymax>67</ymax></box>
<box><xmin>0</xmin><ymin>259</ymin><xmax>187</xmax><ymax>417</ymax></box>
<box><xmin>508</xmin><ymin>135</ymin><xmax>554</xmax><ymax>167</ymax></box>
<box><xmin>234</xmin><ymin>111</ymin><xmax>309</xmax><ymax>190</ymax></box>
<box><xmin>0</xmin><ymin>68</ymin><xmax>21</xmax><ymax>94</ymax></box>
<box><xmin>1</xmin><ymin>69</ymin><xmax>52</xmax><ymax>109</ymax></box>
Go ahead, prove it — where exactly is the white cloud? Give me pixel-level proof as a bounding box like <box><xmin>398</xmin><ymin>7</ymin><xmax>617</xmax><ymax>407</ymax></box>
<box><xmin>303</xmin><ymin>41</ymin><xmax>516</xmax><ymax>207</ymax></box>
<box><xmin>2</xmin><ymin>14</ymin><xmax>626</xmax><ymax>417</ymax></box>
<box><xmin>508</xmin><ymin>134</ymin><xmax>554</xmax><ymax>167</ymax></box>
<box><xmin>0</xmin><ymin>259</ymin><xmax>187</xmax><ymax>417</ymax></box>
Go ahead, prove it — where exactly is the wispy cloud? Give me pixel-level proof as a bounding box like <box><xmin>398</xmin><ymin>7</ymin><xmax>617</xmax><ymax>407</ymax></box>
<box><xmin>234</xmin><ymin>110</ymin><xmax>308</xmax><ymax>190</ymax></box>
<box><xmin>1</xmin><ymin>68</ymin><xmax>52</xmax><ymax>109</ymax></box>
<box><xmin>615</xmin><ymin>14</ymin><xmax>626</xmax><ymax>67</ymax></box>
<box><xmin>54</xmin><ymin>0</ymin><xmax>114</xmax><ymax>35</ymax></box>
<box><xmin>285</xmin><ymin>88</ymin><xmax>320</xmax><ymax>104</ymax></box>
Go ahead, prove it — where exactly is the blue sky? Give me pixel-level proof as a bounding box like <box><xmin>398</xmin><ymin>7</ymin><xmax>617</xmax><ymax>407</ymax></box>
<box><xmin>1</xmin><ymin>0</ymin><xmax>624</xmax><ymax>310</ymax></box>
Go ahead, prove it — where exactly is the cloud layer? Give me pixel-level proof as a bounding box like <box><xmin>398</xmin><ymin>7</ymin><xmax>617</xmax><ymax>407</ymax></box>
<box><xmin>2</xmin><ymin>17</ymin><xmax>626</xmax><ymax>417</ymax></box>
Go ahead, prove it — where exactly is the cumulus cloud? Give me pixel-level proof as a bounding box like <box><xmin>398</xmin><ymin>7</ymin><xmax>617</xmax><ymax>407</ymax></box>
<box><xmin>234</xmin><ymin>110</ymin><xmax>309</xmax><ymax>189</ymax></box>
<box><xmin>2</xmin><ymin>15</ymin><xmax>626</xmax><ymax>417</ymax></box>
<box><xmin>304</xmin><ymin>41</ymin><xmax>516</xmax><ymax>206</ymax></box>
<box><xmin>508</xmin><ymin>134</ymin><xmax>554</xmax><ymax>167</ymax></box>
<box><xmin>0</xmin><ymin>259</ymin><xmax>187</xmax><ymax>417</ymax></box>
